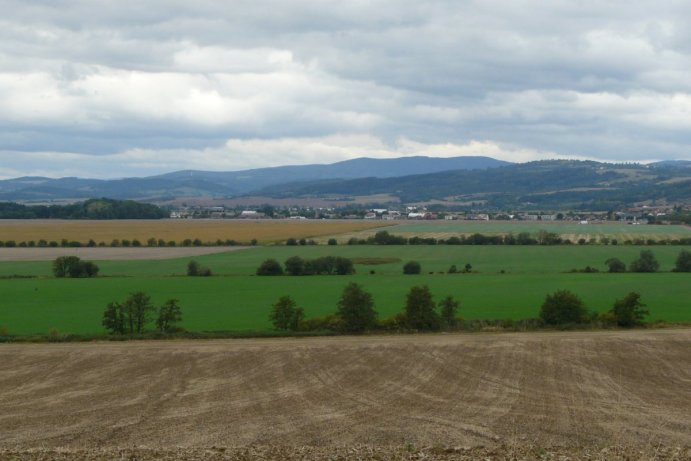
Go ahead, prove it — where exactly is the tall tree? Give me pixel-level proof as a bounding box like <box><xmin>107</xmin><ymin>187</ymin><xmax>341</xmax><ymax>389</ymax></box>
<box><xmin>336</xmin><ymin>283</ymin><xmax>377</xmax><ymax>333</ymax></box>
<box><xmin>156</xmin><ymin>299</ymin><xmax>183</xmax><ymax>332</ymax></box>
<box><xmin>102</xmin><ymin>302</ymin><xmax>125</xmax><ymax>334</ymax></box>
<box><xmin>405</xmin><ymin>285</ymin><xmax>440</xmax><ymax>331</ymax></box>
<box><xmin>123</xmin><ymin>291</ymin><xmax>154</xmax><ymax>334</ymax></box>
<box><xmin>439</xmin><ymin>295</ymin><xmax>459</xmax><ymax>328</ymax></box>
<box><xmin>609</xmin><ymin>292</ymin><xmax>649</xmax><ymax>327</ymax></box>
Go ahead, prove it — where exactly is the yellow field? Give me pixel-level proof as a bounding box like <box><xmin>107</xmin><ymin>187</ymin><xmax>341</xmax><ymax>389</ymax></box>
<box><xmin>0</xmin><ymin>219</ymin><xmax>391</xmax><ymax>244</ymax></box>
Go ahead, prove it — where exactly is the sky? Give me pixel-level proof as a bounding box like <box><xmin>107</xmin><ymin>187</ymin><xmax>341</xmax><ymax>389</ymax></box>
<box><xmin>1</xmin><ymin>0</ymin><xmax>691</xmax><ymax>179</ymax></box>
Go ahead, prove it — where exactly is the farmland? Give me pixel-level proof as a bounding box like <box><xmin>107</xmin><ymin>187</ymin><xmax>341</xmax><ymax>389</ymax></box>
<box><xmin>334</xmin><ymin>220</ymin><xmax>691</xmax><ymax>244</ymax></box>
<box><xmin>0</xmin><ymin>218</ymin><xmax>391</xmax><ymax>245</ymax></box>
<box><xmin>1</xmin><ymin>330</ymin><xmax>690</xmax><ymax>458</ymax></box>
<box><xmin>1</xmin><ymin>245</ymin><xmax>689</xmax><ymax>335</ymax></box>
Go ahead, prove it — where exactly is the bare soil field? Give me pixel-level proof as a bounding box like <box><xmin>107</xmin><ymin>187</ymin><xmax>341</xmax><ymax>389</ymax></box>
<box><xmin>1</xmin><ymin>330</ymin><xmax>689</xmax><ymax>459</ymax></box>
<box><xmin>0</xmin><ymin>246</ymin><xmax>248</xmax><ymax>261</ymax></box>
<box><xmin>0</xmin><ymin>219</ymin><xmax>390</xmax><ymax>245</ymax></box>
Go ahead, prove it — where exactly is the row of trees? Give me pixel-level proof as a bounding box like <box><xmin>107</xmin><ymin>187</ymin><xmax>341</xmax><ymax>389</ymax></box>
<box><xmin>604</xmin><ymin>249</ymin><xmax>691</xmax><ymax>273</ymax></box>
<box><xmin>0</xmin><ymin>237</ymin><xmax>255</xmax><ymax>248</ymax></box>
<box><xmin>540</xmin><ymin>290</ymin><xmax>649</xmax><ymax>327</ymax></box>
<box><xmin>348</xmin><ymin>230</ymin><xmax>691</xmax><ymax>246</ymax></box>
<box><xmin>102</xmin><ymin>292</ymin><xmax>182</xmax><ymax>334</ymax></box>
<box><xmin>271</xmin><ymin>283</ymin><xmax>655</xmax><ymax>333</ymax></box>
<box><xmin>270</xmin><ymin>283</ymin><xmax>460</xmax><ymax>333</ymax></box>
<box><xmin>0</xmin><ymin>198</ymin><xmax>168</xmax><ymax>219</ymax></box>
<box><xmin>257</xmin><ymin>256</ymin><xmax>355</xmax><ymax>276</ymax></box>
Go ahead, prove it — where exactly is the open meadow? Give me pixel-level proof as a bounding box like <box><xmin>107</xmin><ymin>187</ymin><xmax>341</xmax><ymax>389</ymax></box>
<box><xmin>1</xmin><ymin>330</ymin><xmax>690</xmax><ymax>459</ymax></box>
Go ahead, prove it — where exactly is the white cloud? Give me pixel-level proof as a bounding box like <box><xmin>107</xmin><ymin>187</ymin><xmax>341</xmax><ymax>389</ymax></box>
<box><xmin>1</xmin><ymin>0</ymin><xmax>691</xmax><ymax>178</ymax></box>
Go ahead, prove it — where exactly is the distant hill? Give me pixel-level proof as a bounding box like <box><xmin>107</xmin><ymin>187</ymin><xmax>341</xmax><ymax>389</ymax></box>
<box><xmin>0</xmin><ymin>156</ymin><xmax>509</xmax><ymax>201</ymax></box>
<box><xmin>256</xmin><ymin>160</ymin><xmax>691</xmax><ymax>210</ymax></box>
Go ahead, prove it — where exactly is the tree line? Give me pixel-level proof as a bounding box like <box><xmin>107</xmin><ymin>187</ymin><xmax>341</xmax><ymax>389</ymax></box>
<box><xmin>257</xmin><ymin>256</ymin><xmax>355</xmax><ymax>276</ymax></box>
<box><xmin>270</xmin><ymin>284</ymin><xmax>654</xmax><ymax>334</ymax></box>
<box><xmin>343</xmin><ymin>230</ymin><xmax>691</xmax><ymax>246</ymax></box>
<box><xmin>103</xmin><ymin>292</ymin><xmax>182</xmax><ymax>334</ymax></box>
<box><xmin>0</xmin><ymin>198</ymin><xmax>168</xmax><ymax>219</ymax></box>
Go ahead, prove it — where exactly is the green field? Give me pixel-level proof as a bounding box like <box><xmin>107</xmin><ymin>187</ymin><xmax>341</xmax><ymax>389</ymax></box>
<box><xmin>1</xmin><ymin>245</ymin><xmax>689</xmax><ymax>335</ymax></box>
<box><xmin>386</xmin><ymin>221</ymin><xmax>691</xmax><ymax>239</ymax></box>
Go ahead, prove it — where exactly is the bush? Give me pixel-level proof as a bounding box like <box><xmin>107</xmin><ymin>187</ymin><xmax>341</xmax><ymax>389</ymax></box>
<box><xmin>256</xmin><ymin>259</ymin><xmax>284</xmax><ymax>276</ymax></box>
<box><xmin>629</xmin><ymin>250</ymin><xmax>659</xmax><ymax>273</ymax></box>
<box><xmin>403</xmin><ymin>261</ymin><xmax>421</xmax><ymax>274</ymax></box>
<box><xmin>187</xmin><ymin>260</ymin><xmax>212</xmax><ymax>276</ymax></box>
<box><xmin>52</xmin><ymin>256</ymin><xmax>99</xmax><ymax>278</ymax></box>
<box><xmin>605</xmin><ymin>257</ymin><xmax>626</xmax><ymax>273</ymax></box>
<box><xmin>539</xmin><ymin>289</ymin><xmax>589</xmax><ymax>325</ymax></box>
<box><xmin>328</xmin><ymin>238</ymin><xmax>337</xmax><ymax>246</ymax></box>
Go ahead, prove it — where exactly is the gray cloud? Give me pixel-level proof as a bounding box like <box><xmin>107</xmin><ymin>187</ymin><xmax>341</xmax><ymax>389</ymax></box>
<box><xmin>1</xmin><ymin>0</ymin><xmax>690</xmax><ymax>178</ymax></box>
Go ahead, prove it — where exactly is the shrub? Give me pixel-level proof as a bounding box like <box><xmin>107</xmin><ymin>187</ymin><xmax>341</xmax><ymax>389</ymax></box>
<box><xmin>256</xmin><ymin>259</ymin><xmax>284</xmax><ymax>276</ymax></box>
<box><xmin>605</xmin><ymin>257</ymin><xmax>626</xmax><ymax>273</ymax></box>
<box><xmin>52</xmin><ymin>256</ymin><xmax>99</xmax><ymax>278</ymax></box>
<box><xmin>539</xmin><ymin>289</ymin><xmax>589</xmax><ymax>325</ymax></box>
<box><xmin>328</xmin><ymin>238</ymin><xmax>337</xmax><ymax>246</ymax></box>
<box><xmin>403</xmin><ymin>261</ymin><xmax>421</xmax><ymax>274</ymax></box>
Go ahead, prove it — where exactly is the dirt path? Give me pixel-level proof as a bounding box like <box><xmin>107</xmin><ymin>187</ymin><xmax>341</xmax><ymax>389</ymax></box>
<box><xmin>0</xmin><ymin>246</ymin><xmax>250</xmax><ymax>261</ymax></box>
<box><xmin>1</xmin><ymin>330</ymin><xmax>690</xmax><ymax>452</ymax></box>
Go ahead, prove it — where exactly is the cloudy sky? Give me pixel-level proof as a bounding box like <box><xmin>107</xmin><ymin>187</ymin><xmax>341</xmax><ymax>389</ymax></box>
<box><xmin>1</xmin><ymin>1</ymin><xmax>691</xmax><ymax>179</ymax></box>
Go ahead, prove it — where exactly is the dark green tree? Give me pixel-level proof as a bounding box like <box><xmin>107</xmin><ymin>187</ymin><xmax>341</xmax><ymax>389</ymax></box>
<box><xmin>405</xmin><ymin>285</ymin><xmax>440</xmax><ymax>331</ymax></box>
<box><xmin>336</xmin><ymin>283</ymin><xmax>377</xmax><ymax>332</ymax></box>
<box><xmin>156</xmin><ymin>299</ymin><xmax>183</xmax><ymax>332</ymax></box>
<box><xmin>270</xmin><ymin>295</ymin><xmax>298</xmax><ymax>330</ymax></box>
<box><xmin>629</xmin><ymin>250</ymin><xmax>659</xmax><ymax>273</ymax></box>
<box><xmin>52</xmin><ymin>256</ymin><xmax>99</xmax><ymax>278</ymax></box>
<box><xmin>605</xmin><ymin>257</ymin><xmax>626</xmax><ymax>273</ymax></box>
<box><xmin>256</xmin><ymin>259</ymin><xmax>284</xmax><ymax>275</ymax></box>
<box><xmin>102</xmin><ymin>301</ymin><xmax>125</xmax><ymax>334</ymax></box>
<box><xmin>674</xmin><ymin>249</ymin><xmax>691</xmax><ymax>272</ymax></box>
<box><xmin>403</xmin><ymin>261</ymin><xmax>421</xmax><ymax>274</ymax></box>
<box><xmin>609</xmin><ymin>292</ymin><xmax>649</xmax><ymax>327</ymax></box>
<box><xmin>187</xmin><ymin>260</ymin><xmax>200</xmax><ymax>276</ymax></box>
<box><xmin>284</xmin><ymin>256</ymin><xmax>306</xmax><ymax>275</ymax></box>
<box><xmin>539</xmin><ymin>289</ymin><xmax>589</xmax><ymax>325</ymax></box>
<box><xmin>123</xmin><ymin>291</ymin><xmax>154</xmax><ymax>334</ymax></box>
<box><xmin>439</xmin><ymin>295</ymin><xmax>459</xmax><ymax>328</ymax></box>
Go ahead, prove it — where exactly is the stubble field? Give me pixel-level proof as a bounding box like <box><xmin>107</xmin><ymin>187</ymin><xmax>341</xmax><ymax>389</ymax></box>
<box><xmin>1</xmin><ymin>330</ymin><xmax>690</xmax><ymax>459</ymax></box>
<box><xmin>0</xmin><ymin>219</ymin><xmax>390</xmax><ymax>245</ymax></box>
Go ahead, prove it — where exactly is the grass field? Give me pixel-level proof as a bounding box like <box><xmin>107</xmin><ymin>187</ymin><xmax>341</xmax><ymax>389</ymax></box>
<box><xmin>334</xmin><ymin>220</ymin><xmax>691</xmax><ymax>244</ymax></box>
<box><xmin>1</xmin><ymin>245</ymin><xmax>689</xmax><ymax>335</ymax></box>
<box><xmin>0</xmin><ymin>219</ymin><xmax>391</xmax><ymax>244</ymax></box>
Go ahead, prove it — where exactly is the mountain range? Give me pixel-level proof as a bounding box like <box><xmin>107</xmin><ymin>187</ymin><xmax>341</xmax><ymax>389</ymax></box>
<box><xmin>1</xmin><ymin>156</ymin><xmax>690</xmax><ymax>210</ymax></box>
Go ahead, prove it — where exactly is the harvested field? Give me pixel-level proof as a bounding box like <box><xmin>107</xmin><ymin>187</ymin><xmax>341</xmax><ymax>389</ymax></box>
<box><xmin>0</xmin><ymin>219</ymin><xmax>391</xmax><ymax>245</ymax></box>
<box><xmin>1</xmin><ymin>330</ymin><xmax>689</xmax><ymax>456</ymax></box>
<box><xmin>0</xmin><ymin>246</ymin><xmax>248</xmax><ymax>261</ymax></box>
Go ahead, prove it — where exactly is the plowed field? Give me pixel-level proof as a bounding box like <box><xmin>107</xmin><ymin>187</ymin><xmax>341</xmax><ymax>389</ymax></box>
<box><xmin>1</xmin><ymin>330</ymin><xmax>690</xmax><ymax>458</ymax></box>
